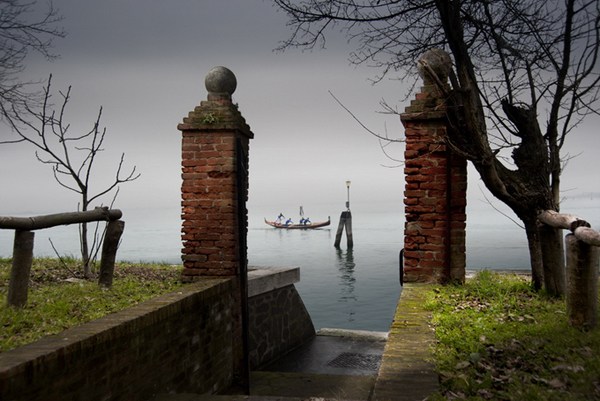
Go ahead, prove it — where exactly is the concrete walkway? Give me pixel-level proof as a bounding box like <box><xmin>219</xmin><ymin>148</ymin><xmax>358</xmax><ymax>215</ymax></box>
<box><xmin>153</xmin><ymin>283</ymin><xmax>438</xmax><ymax>401</ymax></box>
<box><xmin>371</xmin><ymin>284</ymin><xmax>438</xmax><ymax>401</ymax></box>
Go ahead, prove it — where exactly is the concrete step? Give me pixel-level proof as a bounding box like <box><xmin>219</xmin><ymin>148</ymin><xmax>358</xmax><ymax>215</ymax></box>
<box><xmin>250</xmin><ymin>371</ymin><xmax>375</xmax><ymax>400</ymax></box>
<box><xmin>153</xmin><ymin>371</ymin><xmax>374</xmax><ymax>401</ymax></box>
<box><xmin>152</xmin><ymin>395</ymin><xmax>306</xmax><ymax>401</ymax></box>
<box><xmin>152</xmin><ymin>395</ymin><xmax>344</xmax><ymax>401</ymax></box>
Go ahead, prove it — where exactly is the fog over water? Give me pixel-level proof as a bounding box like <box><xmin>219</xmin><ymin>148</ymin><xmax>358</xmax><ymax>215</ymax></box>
<box><xmin>0</xmin><ymin>1</ymin><xmax>598</xmax><ymax>306</ymax></box>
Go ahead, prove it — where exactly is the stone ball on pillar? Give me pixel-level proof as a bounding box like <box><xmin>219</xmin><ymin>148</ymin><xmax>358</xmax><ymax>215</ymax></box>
<box><xmin>417</xmin><ymin>49</ymin><xmax>452</xmax><ymax>84</ymax></box>
<box><xmin>205</xmin><ymin>66</ymin><xmax>237</xmax><ymax>96</ymax></box>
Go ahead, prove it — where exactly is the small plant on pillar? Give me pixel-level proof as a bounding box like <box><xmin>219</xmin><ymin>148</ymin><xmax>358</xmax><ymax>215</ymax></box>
<box><xmin>201</xmin><ymin>112</ymin><xmax>220</xmax><ymax>124</ymax></box>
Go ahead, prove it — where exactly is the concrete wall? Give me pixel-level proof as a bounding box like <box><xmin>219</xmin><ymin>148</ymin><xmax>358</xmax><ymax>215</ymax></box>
<box><xmin>247</xmin><ymin>267</ymin><xmax>315</xmax><ymax>368</ymax></box>
<box><xmin>0</xmin><ymin>268</ymin><xmax>314</xmax><ymax>401</ymax></box>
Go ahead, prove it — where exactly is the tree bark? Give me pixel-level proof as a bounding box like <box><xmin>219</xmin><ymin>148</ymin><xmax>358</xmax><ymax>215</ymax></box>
<box><xmin>539</xmin><ymin>224</ymin><xmax>565</xmax><ymax>297</ymax></box>
<box><xmin>81</xmin><ymin>220</ymin><xmax>91</xmax><ymax>278</ymax></box>
<box><xmin>7</xmin><ymin>230</ymin><xmax>35</xmax><ymax>308</ymax></box>
<box><xmin>523</xmin><ymin>216</ymin><xmax>544</xmax><ymax>290</ymax></box>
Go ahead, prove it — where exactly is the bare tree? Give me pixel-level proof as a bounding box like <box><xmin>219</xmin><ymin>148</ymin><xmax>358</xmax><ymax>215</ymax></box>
<box><xmin>0</xmin><ymin>75</ymin><xmax>140</xmax><ymax>277</ymax></box>
<box><xmin>0</xmin><ymin>0</ymin><xmax>64</xmax><ymax>116</ymax></box>
<box><xmin>274</xmin><ymin>0</ymin><xmax>600</xmax><ymax>292</ymax></box>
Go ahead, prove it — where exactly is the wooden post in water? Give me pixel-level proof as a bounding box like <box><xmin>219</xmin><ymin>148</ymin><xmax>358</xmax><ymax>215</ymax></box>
<box><xmin>334</xmin><ymin>181</ymin><xmax>353</xmax><ymax>249</ymax></box>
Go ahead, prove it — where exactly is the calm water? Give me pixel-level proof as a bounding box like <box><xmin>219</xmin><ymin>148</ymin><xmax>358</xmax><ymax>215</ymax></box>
<box><xmin>248</xmin><ymin>212</ymin><xmax>404</xmax><ymax>332</ymax></box>
<box><xmin>1</xmin><ymin>199</ymin><xmax>597</xmax><ymax>332</ymax></box>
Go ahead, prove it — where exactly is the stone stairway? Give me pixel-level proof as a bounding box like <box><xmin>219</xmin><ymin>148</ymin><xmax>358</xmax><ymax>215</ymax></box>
<box><xmin>153</xmin><ymin>284</ymin><xmax>438</xmax><ymax>401</ymax></box>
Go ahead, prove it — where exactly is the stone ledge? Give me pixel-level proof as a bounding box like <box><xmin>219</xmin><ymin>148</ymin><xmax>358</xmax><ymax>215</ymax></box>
<box><xmin>0</xmin><ymin>278</ymin><xmax>237</xmax><ymax>401</ymax></box>
<box><xmin>371</xmin><ymin>283</ymin><xmax>438</xmax><ymax>401</ymax></box>
<box><xmin>247</xmin><ymin>266</ymin><xmax>300</xmax><ymax>298</ymax></box>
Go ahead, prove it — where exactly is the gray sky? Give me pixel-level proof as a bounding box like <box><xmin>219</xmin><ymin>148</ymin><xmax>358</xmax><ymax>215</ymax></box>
<box><xmin>0</xmin><ymin>0</ymin><xmax>598</xmax><ymax>228</ymax></box>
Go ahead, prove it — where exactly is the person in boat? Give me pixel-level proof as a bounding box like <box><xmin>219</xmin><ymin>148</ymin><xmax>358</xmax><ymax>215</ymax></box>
<box><xmin>285</xmin><ymin>218</ymin><xmax>293</xmax><ymax>226</ymax></box>
<box><xmin>275</xmin><ymin>213</ymin><xmax>285</xmax><ymax>224</ymax></box>
<box><xmin>304</xmin><ymin>217</ymin><xmax>311</xmax><ymax>225</ymax></box>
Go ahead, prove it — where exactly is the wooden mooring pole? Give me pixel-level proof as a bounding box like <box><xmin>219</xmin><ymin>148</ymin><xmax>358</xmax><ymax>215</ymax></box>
<box><xmin>334</xmin><ymin>211</ymin><xmax>353</xmax><ymax>249</ymax></box>
<box><xmin>334</xmin><ymin>181</ymin><xmax>353</xmax><ymax>249</ymax></box>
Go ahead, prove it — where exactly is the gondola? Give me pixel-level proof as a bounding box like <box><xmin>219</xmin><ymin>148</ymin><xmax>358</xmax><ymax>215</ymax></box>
<box><xmin>264</xmin><ymin>217</ymin><xmax>330</xmax><ymax>229</ymax></box>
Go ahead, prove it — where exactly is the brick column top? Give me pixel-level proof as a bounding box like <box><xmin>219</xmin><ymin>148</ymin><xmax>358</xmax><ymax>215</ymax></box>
<box><xmin>177</xmin><ymin>66</ymin><xmax>254</xmax><ymax>138</ymax></box>
<box><xmin>402</xmin><ymin>49</ymin><xmax>452</xmax><ymax>120</ymax></box>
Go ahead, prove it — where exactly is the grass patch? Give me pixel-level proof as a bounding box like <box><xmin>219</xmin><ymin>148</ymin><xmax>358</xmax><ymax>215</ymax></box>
<box><xmin>0</xmin><ymin>257</ymin><xmax>185</xmax><ymax>352</ymax></box>
<box><xmin>425</xmin><ymin>270</ymin><xmax>600</xmax><ymax>400</ymax></box>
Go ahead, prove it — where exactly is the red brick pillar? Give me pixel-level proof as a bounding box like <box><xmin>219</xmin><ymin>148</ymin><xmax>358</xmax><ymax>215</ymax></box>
<box><xmin>401</xmin><ymin>50</ymin><xmax>467</xmax><ymax>283</ymax></box>
<box><xmin>177</xmin><ymin>66</ymin><xmax>253</xmax><ymax>281</ymax></box>
<box><xmin>177</xmin><ymin>67</ymin><xmax>253</xmax><ymax>391</ymax></box>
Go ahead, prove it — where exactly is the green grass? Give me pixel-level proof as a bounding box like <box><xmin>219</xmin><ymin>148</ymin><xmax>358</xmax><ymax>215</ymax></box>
<box><xmin>425</xmin><ymin>271</ymin><xmax>600</xmax><ymax>400</ymax></box>
<box><xmin>0</xmin><ymin>257</ymin><xmax>185</xmax><ymax>352</ymax></box>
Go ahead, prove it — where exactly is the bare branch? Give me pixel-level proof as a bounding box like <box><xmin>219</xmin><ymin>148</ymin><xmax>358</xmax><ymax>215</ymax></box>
<box><xmin>0</xmin><ymin>1</ymin><xmax>64</xmax><ymax>118</ymax></box>
<box><xmin>328</xmin><ymin>90</ymin><xmax>404</xmax><ymax>143</ymax></box>
<box><xmin>1</xmin><ymin>75</ymin><xmax>140</xmax><ymax>275</ymax></box>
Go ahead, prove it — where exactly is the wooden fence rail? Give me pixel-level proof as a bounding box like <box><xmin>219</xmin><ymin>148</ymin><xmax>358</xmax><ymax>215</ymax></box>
<box><xmin>538</xmin><ymin>210</ymin><xmax>599</xmax><ymax>329</ymax></box>
<box><xmin>1</xmin><ymin>207</ymin><xmax>124</xmax><ymax>307</ymax></box>
<box><xmin>538</xmin><ymin>210</ymin><xmax>600</xmax><ymax>246</ymax></box>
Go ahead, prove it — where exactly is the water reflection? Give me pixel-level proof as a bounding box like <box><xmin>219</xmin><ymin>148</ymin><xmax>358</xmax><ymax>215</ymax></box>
<box><xmin>336</xmin><ymin>248</ymin><xmax>357</xmax><ymax>322</ymax></box>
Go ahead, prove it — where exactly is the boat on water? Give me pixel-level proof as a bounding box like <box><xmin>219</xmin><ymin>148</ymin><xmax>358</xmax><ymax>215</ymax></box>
<box><xmin>264</xmin><ymin>217</ymin><xmax>331</xmax><ymax>230</ymax></box>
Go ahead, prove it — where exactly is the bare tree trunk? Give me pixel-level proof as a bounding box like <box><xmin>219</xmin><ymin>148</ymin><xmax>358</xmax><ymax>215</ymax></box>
<box><xmin>539</xmin><ymin>224</ymin><xmax>566</xmax><ymax>297</ymax></box>
<box><xmin>80</xmin><ymin>221</ymin><xmax>91</xmax><ymax>278</ymax></box>
<box><xmin>523</xmin><ymin>217</ymin><xmax>544</xmax><ymax>290</ymax></box>
<box><xmin>7</xmin><ymin>230</ymin><xmax>35</xmax><ymax>308</ymax></box>
<box><xmin>80</xmin><ymin>198</ymin><xmax>91</xmax><ymax>278</ymax></box>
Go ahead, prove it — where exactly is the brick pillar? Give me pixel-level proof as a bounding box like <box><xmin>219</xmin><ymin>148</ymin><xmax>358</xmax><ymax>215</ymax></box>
<box><xmin>177</xmin><ymin>66</ymin><xmax>253</xmax><ymax>390</ymax></box>
<box><xmin>177</xmin><ymin>66</ymin><xmax>253</xmax><ymax>280</ymax></box>
<box><xmin>401</xmin><ymin>50</ymin><xmax>467</xmax><ymax>283</ymax></box>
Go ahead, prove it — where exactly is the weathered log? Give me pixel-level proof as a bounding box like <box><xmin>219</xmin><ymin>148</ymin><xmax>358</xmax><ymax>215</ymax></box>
<box><xmin>573</xmin><ymin>226</ymin><xmax>600</xmax><ymax>247</ymax></box>
<box><xmin>0</xmin><ymin>207</ymin><xmax>122</xmax><ymax>231</ymax></box>
<box><xmin>7</xmin><ymin>230</ymin><xmax>35</xmax><ymax>308</ymax></box>
<box><xmin>539</xmin><ymin>210</ymin><xmax>600</xmax><ymax>246</ymax></box>
<box><xmin>566</xmin><ymin>234</ymin><xmax>599</xmax><ymax>330</ymax></box>
<box><xmin>538</xmin><ymin>210</ymin><xmax>589</xmax><ymax>230</ymax></box>
<box><xmin>98</xmin><ymin>220</ymin><xmax>125</xmax><ymax>288</ymax></box>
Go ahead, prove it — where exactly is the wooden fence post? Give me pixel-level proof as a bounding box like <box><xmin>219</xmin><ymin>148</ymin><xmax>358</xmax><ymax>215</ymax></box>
<box><xmin>7</xmin><ymin>230</ymin><xmax>35</xmax><ymax>307</ymax></box>
<box><xmin>565</xmin><ymin>233</ymin><xmax>599</xmax><ymax>329</ymax></box>
<box><xmin>98</xmin><ymin>220</ymin><xmax>125</xmax><ymax>288</ymax></box>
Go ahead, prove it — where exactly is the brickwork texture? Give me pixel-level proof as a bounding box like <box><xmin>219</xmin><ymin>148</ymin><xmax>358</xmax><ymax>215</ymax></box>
<box><xmin>178</xmin><ymin>95</ymin><xmax>253</xmax><ymax>279</ymax></box>
<box><xmin>401</xmin><ymin>83</ymin><xmax>467</xmax><ymax>283</ymax></box>
<box><xmin>0</xmin><ymin>279</ymin><xmax>235</xmax><ymax>401</ymax></box>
